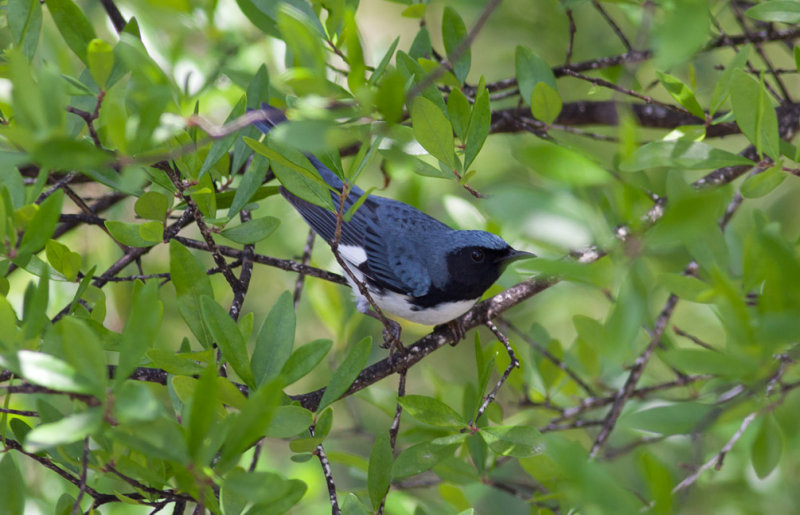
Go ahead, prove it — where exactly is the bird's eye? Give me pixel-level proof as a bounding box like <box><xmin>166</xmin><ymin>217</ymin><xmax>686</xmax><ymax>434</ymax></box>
<box><xmin>471</xmin><ymin>249</ymin><xmax>485</xmax><ymax>263</ymax></box>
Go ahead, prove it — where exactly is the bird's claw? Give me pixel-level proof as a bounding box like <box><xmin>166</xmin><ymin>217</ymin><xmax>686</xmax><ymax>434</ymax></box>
<box><xmin>436</xmin><ymin>319</ymin><xmax>466</xmax><ymax>346</ymax></box>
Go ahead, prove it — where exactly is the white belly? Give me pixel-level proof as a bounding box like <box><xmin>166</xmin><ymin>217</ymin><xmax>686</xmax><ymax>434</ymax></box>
<box><xmin>337</xmin><ymin>244</ymin><xmax>477</xmax><ymax>325</ymax></box>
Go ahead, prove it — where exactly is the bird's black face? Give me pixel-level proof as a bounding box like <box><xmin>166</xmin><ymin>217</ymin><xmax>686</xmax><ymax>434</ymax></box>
<box><xmin>442</xmin><ymin>245</ymin><xmax>533</xmax><ymax>301</ymax></box>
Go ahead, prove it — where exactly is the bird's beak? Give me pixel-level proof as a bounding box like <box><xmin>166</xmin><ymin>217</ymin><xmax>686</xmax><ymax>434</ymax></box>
<box><xmin>497</xmin><ymin>248</ymin><xmax>536</xmax><ymax>264</ymax></box>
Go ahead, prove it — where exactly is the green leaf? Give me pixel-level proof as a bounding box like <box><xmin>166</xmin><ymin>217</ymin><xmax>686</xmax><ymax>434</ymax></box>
<box><xmin>134</xmin><ymin>191</ymin><xmax>169</xmax><ymax>221</ymax></box>
<box><xmin>281</xmin><ymin>338</ymin><xmax>332</xmax><ymax>385</ymax></box>
<box><xmin>200</xmin><ymin>296</ymin><xmax>256</xmax><ymax>388</ymax></box>
<box><xmin>25</xmin><ymin>408</ymin><xmax>102</xmax><ymax>452</ymax></box>
<box><xmin>376</xmin><ymin>68</ymin><xmax>406</xmax><ymax>124</ymax></box>
<box><xmin>138</xmin><ymin>220</ymin><xmax>163</xmax><ymax>242</ymax></box>
<box><xmin>317</xmin><ymin>336</ymin><xmax>372</xmax><ymax>412</ymax></box>
<box><xmin>226</xmin><ymin>156</ymin><xmax>269</xmax><ymax>218</ymax></box>
<box><xmin>392</xmin><ymin>434</ymin><xmax>466</xmax><ymax>479</ymax></box>
<box><xmin>514</xmin><ymin>141</ymin><xmax>610</xmax><ymax>185</ymax></box>
<box><xmin>219</xmin><ymin>378</ymin><xmax>283</xmax><ymax>469</ymax></box>
<box><xmin>625</xmin><ymin>403</ymin><xmax>714</xmax><ymax>435</ymax></box>
<box><xmin>186</xmin><ymin>366</ymin><xmax>219</xmax><ymax>461</ymax></box>
<box><xmin>109</xmin><ymin>416</ymin><xmax>189</xmax><ymax>463</ymax></box>
<box><xmin>620</xmin><ymin>140</ymin><xmax>754</xmax><ymax>171</ymax></box>
<box><xmin>741</xmin><ymin>164</ymin><xmax>786</xmax><ymax>198</ymax></box>
<box><xmin>368</xmin><ymin>432</ymin><xmax>393</xmax><ymax>510</ymax></box>
<box><xmin>659</xmin><ymin>273</ymin><xmax>713</xmax><ymax>302</ymax></box>
<box><xmin>116</xmin><ymin>280</ymin><xmax>163</xmax><ymax>385</ymax></box>
<box><xmin>752</xmin><ymin>413</ymin><xmax>783</xmax><ymax>479</ymax></box>
<box><xmin>442</xmin><ymin>7</ymin><xmax>470</xmax><ymax>84</ymax></box>
<box><xmin>341</xmin><ymin>493</ymin><xmax>370</xmax><ymax>515</ymax></box>
<box><xmin>665</xmin><ymin>348</ymin><xmax>756</xmax><ymax>377</ymax></box>
<box><xmin>746</xmin><ymin>1</ymin><xmax>800</xmax><ymax>23</ymax></box>
<box><xmin>113</xmin><ymin>381</ymin><xmax>160</xmax><ymax>424</ymax></box>
<box><xmin>32</xmin><ymin>137</ymin><xmax>113</xmax><ymax>171</ymax></box>
<box><xmin>264</xmin><ymin>406</ymin><xmax>313</xmax><ymax>438</ymax></box>
<box><xmin>244</xmin><ymin>136</ymin><xmax>335</xmax><ymax>210</ymax></box>
<box><xmin>795</xmin><ymin>46</ymin><xmax>800</xmax><ymax>73</ymax></box>
<box><xmin>480</xmin><ymin>426</ymin><xmax>543</xmax><ymax>458</ymax></box>
<box><xmin>447</xmin><ymin>88</ymin><xmax>471</xmax><ymax>141</ymax></box>
<box><xmin>19</xmin><ymin>189</ymin><xmax>63</xmax><ymax>257</ymax></box>
<box><xmin>219</xmin><ymin>216</ymin><xmax>280</xmax><ymax>244</ymax></box>
<box><xmin>411</xmin><ymin>96</ymin><xmax>456</xmax><ymax>169</ymax></box>
<box><xmin>105</xmin><ymin>220</ymin><xmax>159</xmax><ymax>248</ymax></box>
<box><xmin>146</xmin><ymin>348</ymin><xmax>207</xmax><ymax>376</ymax></box>
<box><xmin>314</xmin><ymin>408</ymin><xmax>334</xmax><ymax>440</ymax></box>
<box><xmin>170</xmin><ymin>240</ymin><xmax>214</xmax><ymax>348</ymax></box>
<box><xmin>343</xmin><ymin>9</ymin><xmax>366</xmax><ymax>92</ymax></box>
<box><xmin>515</xmin><ymin>46</ymin><xmax>556</xmax><ymax>107</ymax></box>
<box><xmin>369</xmin><ymin>36</ymin><xmax>400</xmax><ymax>86</ymax></box>
<box><xmin>399</xmin><ymin>395</ymin><xmax>466</xmax><ymax>428</ymax></box>
<box><xmin>8</xmin><ymin>0</ymin><xmax>42</xmax><ymax>59</ymax></box>
<box><xmin>531</xmin><ymin>82</ymin><xmax>562</xmax><ymax>125</ymax></box>
<box><xmin>87</xmin><ymin>38</ymin><xmax>114</xmax><ymax>88</ymax></box>
<box><xmin>199</xmin><ymin>96</ymin><xmax>246</xmax><ymax>178</ymax></box>
<box><xmin>711</xmin><ymin>47</ymin><xmax>751</xmax><ymax>115</ymax></box>
<box><xmin>45</xmin><ymin>240</ymin><xmax>81</xmax><ymax>281</ymax></box>
<box><xmin>44</xmin><ymin>0</ymin><xmax>97</xmax><ymax>63</ymax></box>
<box><xmin>0</xmin><ymin>454</ymin><xmax>25</xmax><ymax>514</ymax></box>
<box><xmin>464</xmin><ymin>84</ymin><xmax>490</xmax><ymax>170</ymax></box>
<box><xmin>0</xmin><ymin>350</ymin><xmax>94</xmax><ymax>394</ymax></box>
<box><xmin>656</xmin><ymin>71</ymin><xmax>705</xmax><ymax>119</ymax></box>
<box><xmin>730</xmin><ymin>69</ymin><xmax>780</xmax><ymax>159</ymax></box>
<box><xmin>222</xmin><ymin>469</ymin><xmax>303</xmax><ymax>515</ymax></box>
<box><xmin>0</xmin><ymin>295</ymin><xmax>20</xmax><ymax>352</ymax></box>
<box><xmin>251</xmin><ymin>291</ymin><xmax>295</xmax><ymax>386</ymax></box>
<box><xmin>57</xmin><ymin>317</ymin><xmax>107</xmax><ymax>396</ymax></box>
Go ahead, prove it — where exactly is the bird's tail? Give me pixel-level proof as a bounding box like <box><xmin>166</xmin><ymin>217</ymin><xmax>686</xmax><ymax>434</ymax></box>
<box><xmin>249</xmin><ymin>103</ymin><xmax>358</xmax><ymax>195</ymax></box>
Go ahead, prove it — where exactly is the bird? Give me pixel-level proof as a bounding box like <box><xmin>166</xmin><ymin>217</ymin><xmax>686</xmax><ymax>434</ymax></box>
<box><xmin>252</xmin><ymin>105</ymin><xmax>534</xmax><ymax>342</ymax></box>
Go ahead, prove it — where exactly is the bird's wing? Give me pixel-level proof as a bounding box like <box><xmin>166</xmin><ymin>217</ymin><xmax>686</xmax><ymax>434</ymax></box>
<box><xmin>359</xmin><ymin>199</ymin><xmax>453</xmax><ymax>297</ymax></box>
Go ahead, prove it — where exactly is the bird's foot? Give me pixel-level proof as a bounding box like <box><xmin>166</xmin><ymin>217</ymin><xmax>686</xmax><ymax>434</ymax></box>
<box><xmin>437</xmin><ymin>319</ymin><xmax>467</xmax><ymax>346</ymax></box>
<box><xmin>381</xmin><ymin>319</ymin><xmax>403</xmax><ymax>351</ymax></box>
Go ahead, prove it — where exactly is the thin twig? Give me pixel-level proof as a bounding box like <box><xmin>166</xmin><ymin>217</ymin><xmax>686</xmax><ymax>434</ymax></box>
<box><xmin>564</xmin><ymin>8</ymin><xmax>576</xmax><ymax>65</ymax></box>
<box><xmin>72</xmin><ymin>437</ymin><xmax>91</xmax><ymax>514</ymax></box>
<box><xmin>173</xmin><ymin>236</ymin><xmax>346</xmax><ymax>285</ymax></box>
<box><xmin>378</xmin><ymin>369</ymin><xmax>407</xmax><ymax>515</ymax></box>
<box><xmin>99</xmin><ymin>0</ymin><xmax>127</xmax><ymax>32</ymax></box>
<box><xmin>672</xmin><ymin>412</ymin><xmax>758</xmax><ymax>492</ymax></box>
<box><xmin>310</xmin><ymin>425</ymin><xmax>340</xmax><ymax>515</ymax></box>
<box><xmin>591</xmin><ymin>0</ymin><xmax>632</xmax><ymax>51</ymax></box>
<box><xmin>500</xmin><ymin>318</ymin><xmax>596</xmax><ymax>396</ymax></box>
<box><xmin>589</xmin><ymin>258</ymin><xmax>693</xmax><ymax>458</ymax></box>
<box><xmin>293</xmin><ymin>229</ymin><xmax>317</xmax><ymax>308</ymax></box>
<box><xmin>407</xmin><ymin>0</ymin><xmax>502</xmax><ymax>100</ymax></box>
<box><xmin>472</xmin><ymin>320</ymin><xmax>520</xmax><ymax>425</ymax></box>
<box><xmin>229</xmin><ymin>210</ymin><xmax>255</xmax><ymax>321</ymax></box>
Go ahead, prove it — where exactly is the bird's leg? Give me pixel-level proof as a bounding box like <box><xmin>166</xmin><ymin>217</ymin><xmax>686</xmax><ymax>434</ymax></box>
<box><xmin>358</xmin><ymin>301</ymin><xmax>404</xmax><ymax>352</ymax></box>
<box><xmin>437</xmin><ymin>318</ymin><xmax>467</xmax><ymax>346</ymax></box>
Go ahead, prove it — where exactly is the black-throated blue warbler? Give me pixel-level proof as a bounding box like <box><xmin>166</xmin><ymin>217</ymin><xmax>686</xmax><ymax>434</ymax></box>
<box><xmin>253</xmin><ymin>105</ymin><xmax>534</xmax><ymax>333</ymax></box>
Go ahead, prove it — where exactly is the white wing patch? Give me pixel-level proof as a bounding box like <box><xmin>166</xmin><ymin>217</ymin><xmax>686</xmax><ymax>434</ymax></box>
<box><xmin>339</xmin><ymin>244</ymin><xmax>368</xmax><ymax>266</ymax></box>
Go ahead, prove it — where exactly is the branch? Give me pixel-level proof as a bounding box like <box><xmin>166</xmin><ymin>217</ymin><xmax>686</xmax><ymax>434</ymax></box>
<box><xmin>672</xmin><ymin>412</ymin><xmax>758</xmax><ymax>492</ymax></box>
<box><xmin>292</xmin><ymin>275</ymin><xmax>558</xmax><ymax>411</ymax></box>
<box><xmin>173</xmin><ymin>236</ymin><xmax>346</xmax><ymax>286</ymax></box>
<box><xmin>99</xmin><ymin>0</ymin><xmax>127</xmax><ymax>32</ymax></box>
<box><xmin>472</xmin><ymin>320</ymin><xmax>519</xmax><ymax>425</ymax></box>
<box><xmin>310</xmin><ymin>425</ymin><xmax>340</xmax><ymax>515</ymax></box>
